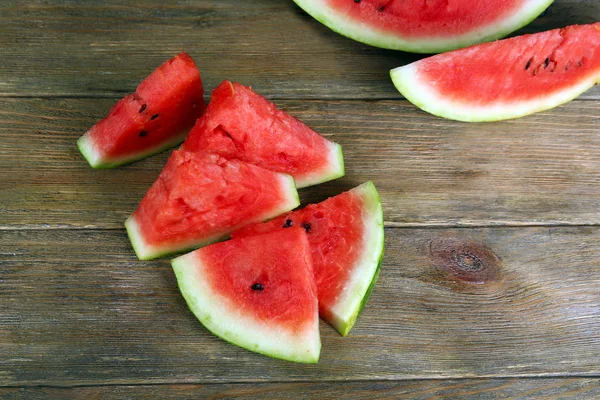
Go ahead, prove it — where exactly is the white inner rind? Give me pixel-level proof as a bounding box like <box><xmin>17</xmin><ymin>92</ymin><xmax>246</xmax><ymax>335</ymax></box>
<box><xmin>77</xmin><ymin>130</ymin><xmax>188</xmax><ymax>169</ymax></box>
<box><xmin>293</xmin><ymin>0</ymin><xmax>553</xmax><ymax>53</ymax></box>
<box><xmin>391</xmin><ymin>63</ymin><xmax>600</xmax><ymax>122</ymax></box>
<box><xmin>327</xmin><ymin>181</ymin><xmax>384</xmax><ymax>336</ymax></box>
<box><xmin>171</xmin><ymin>252</ymin><xmax>321</xmax><ymax>363</ymax></box>
<box><xmin>125</xmin><ymin>173</ymin><xmax>300</xmax><ymax>260</ymax></box>
<box><xmin>296</xmin><ymin>141</ymin><xmax>345</xmax><ymax>188</ymax></box>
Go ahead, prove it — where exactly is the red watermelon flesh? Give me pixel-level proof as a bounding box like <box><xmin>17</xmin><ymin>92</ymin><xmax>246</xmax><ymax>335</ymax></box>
<box><xmin>78</xmin><ymin>52</ymin><xmax>205</xmax><ymax>168</ymax></box>
<box><xmin>181</xmin><ymin>81</ymin><xmax>344</xmax><ymax>188</ymax></box>
<box><xmin>328</xmin><ymin>0</ymin><xmax>522</xmax><ymax>38</ymax></box>
<box><xmin>293</xmin><ymin>0</ymin><xmax>553</xmax><ymax>53</ymax></box>
<box><xmin>171</xmin><ymin>227</ymin><xmax>320</xmax><ymax>363</ymax></box>
<box><xmin>125</xmin><ymin>150</ymin><xmax>300</xmax><ymax>260</ymax></box>
<box><xmin>233</xmin><ymin>181</ymin><xmax>384</xmax><ymax>336</ymax></box>
<box><xmin>391</xmin><ymin>23</ymin><xmax>600</xmax><ymax>121</ymax></box>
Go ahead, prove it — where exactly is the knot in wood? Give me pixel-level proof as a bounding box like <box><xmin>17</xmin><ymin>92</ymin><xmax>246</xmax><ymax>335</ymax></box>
<box><xmin>429</xmin><ymin>238</ymin><xmax>501</xmax><ymax>284</ymax></box>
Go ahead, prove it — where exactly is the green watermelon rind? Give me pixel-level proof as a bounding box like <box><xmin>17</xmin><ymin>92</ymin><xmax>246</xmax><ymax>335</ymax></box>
<box><xmin>171</xmin><ymin>251</ymin><xmax>321</xmax><ymax>364</ymax></box>
<box><xmin>296</xmin><ymin>141</ymin><xmax>345</xmax><ymax>188</ymax></box>
<box><xmin>293</xmin><ymin>0</ymin><xmax>554</xmax><ymax>54</ymax></box>
<box><xmin>327</xmin><ymin>180</ymin><xmax>384</xmax><ymax>337</ymax></box>
<box><xmin>125</xmin><ymin>174</ymin><xmax>300</xmax><ymax>260</ymax></box>
<box><xmin>390</xmin><ymin>59</ymin><xmax>600</xmax><ymax>122</ymax></box>
<box><xmin>77</xmin><ymin>130</ymin><xmax>188</xmax><ymax>169</ymax></box>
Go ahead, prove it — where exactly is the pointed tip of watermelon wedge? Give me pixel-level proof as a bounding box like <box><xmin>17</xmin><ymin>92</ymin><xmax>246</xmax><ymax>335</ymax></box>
<box><xmin>326</xmin><ymin>181</ymin><xmax>385</xmax><ymax>337</ymax></box>
<box><xmin>296</xmin><ymin>141</ymin><xmax>345</xmax><ymax>188</ymax></box>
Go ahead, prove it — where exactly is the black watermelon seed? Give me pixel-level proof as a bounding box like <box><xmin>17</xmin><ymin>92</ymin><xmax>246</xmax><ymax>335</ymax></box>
<box><xmin>139</xmin><ymin>104</ymin><xmax>147</xmax><ymax>113</ymax></box>
<box><xmin>301</xmin><ymin>222</ymin><xmax>311</xmax><ymax>233</ymax></box>
<box><xmin>251</xmin><ymin>283</ymin><xmax>264</xmax><ymax>291</ymax></box>
<box><xmin>151</xmin><ymin>114</ymin><xmax>159</xmax><ymax>120</ymax></box>
<box><xmin>282</xmin><ymin>219</ymin><xmax>293</xmax><ymax>228</ymax></box>
<box><xmin>139</xmin><ymin>131</ymin><xmax>148</xmax><ymax>137</ymax></box>
<box><xmin>543</xmin><ymin>58</ymin><xmax>550</xmax><ymax>69</ymax></box>
<box><xmin>525</xmin><ymin>58</ymin><xmax>532</xmax><ymax>70</ymax></box>
<box><xmin>354</xmin><ymin>0</ymin><xmax>361</xmax><ymax>3</ymax></box>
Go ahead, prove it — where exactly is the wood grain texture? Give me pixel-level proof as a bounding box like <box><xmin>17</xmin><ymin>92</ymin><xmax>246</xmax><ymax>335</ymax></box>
<box><xmin>1</xmin><ymin>379</ymin><xmax>599</xmax><ymax>399</ymax></box>
<box><xmin>2</xmin><ymin>98</ymin><xmax>600</xmax><ymax>229</ymax></box>
<box><xmin>0</xmin><ymin>0</ymin><xmax>599</xmax><ymax>99</ymax></box>
<box><xmin>1</xmin><ymin>227</ymin><xmax>599</xmax><ymax>386</ymax></box>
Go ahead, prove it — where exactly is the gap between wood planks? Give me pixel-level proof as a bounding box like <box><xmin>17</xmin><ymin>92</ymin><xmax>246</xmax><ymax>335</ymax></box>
<box><xmin>1</xmin><ymin>375</ymin><xmax>599</xmax><ymax>389</ymax></box>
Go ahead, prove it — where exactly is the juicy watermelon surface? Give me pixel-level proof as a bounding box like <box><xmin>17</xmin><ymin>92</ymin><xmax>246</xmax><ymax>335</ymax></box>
<box><xmin>172</xmin><ymin>228</ymin><xmax>321</xmax><ymax>363</ymax></box>
<box><xmin>233</xmin><ymin>181</ymin><xmax>384</xmax><ymax>336</ymax></box>
<box><xmin>181</xmin><ymin>81</ymin><xmax>344</xmax><ymax>188</ymax></box>
<box><xmin>391</xmin><ymin>23</ymin><xmax>600</xmax><ymax>121</ymax></box>
<box><xmin>78</xmin><ymin>52</ymin><xmax>205</xmax><ymax>168</ymax></box>
<box><xmin>294</xmin><ymin>0</ymin><xmax>553</xmax><ymax>53</ymax></box>
<box><xmin>125</xmin><ymin>150</ymin><xmax>299</xmax><ymax>260</ymax></box>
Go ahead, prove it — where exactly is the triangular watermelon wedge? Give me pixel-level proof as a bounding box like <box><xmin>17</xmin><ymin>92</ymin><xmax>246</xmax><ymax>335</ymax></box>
<box><xmin>125</xmin><ymin>150</ymin><xmax>300</xmax><ymax>260</ymax></box>
<box><xmin>233</xmin><ymin>181</ymin><xmax>384</xmax><ymax>336</ymax></box>
<box><xmin>181</xmin><ymin>81</ymin><xmax>344</xmax><ymax>188</ymax></box>
<box><xmin>78</xmin><ymin>52</ymin><xmax>205</xmax><ymax>168</ymax></box>
<box><xmin>171</xmin><ymin>227</ymin><xmax>321</xmax><ymax>363</ymax></box>
<box><xmin>391</xmin><ymin>23</ymin><xmax>600</xmax><ymax>121</ymax></box>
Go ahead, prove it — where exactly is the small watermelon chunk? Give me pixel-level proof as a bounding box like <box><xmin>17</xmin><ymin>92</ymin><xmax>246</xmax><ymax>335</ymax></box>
<box><xmin>181</xmin><ymin>81</ymin><xmax>344</xmax><ymax>188</ymax></box>
<box><xmin>171</xmin><ymin>227</ymin><xmax>321</xmax><ymax>363</ymax></box>
<box><xmin>233</xmin><ymin>181</ymin><xmax>384</xmax><ymax>336</ymax></box>
<box><xmin>391</xmin><ymin>23</ymin><xmax>600</xmax><ymax>122</ymax></box>
<box><xmin>78</xmin><ymin>52</ymin><xmax>205</xmax><ymax>168</ymax></box>
<box><xmin>125</xmin><ymin>150</ymin><xmax>300</xmax><ymax>260</ymax></box>
<box><xmin>294</xmin><ymin>0</ymin><xmax>553</xmax><ymax>53</ymax></box>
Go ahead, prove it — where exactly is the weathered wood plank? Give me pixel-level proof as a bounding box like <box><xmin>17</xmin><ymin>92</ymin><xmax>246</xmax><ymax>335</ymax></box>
<box><xmin>0</xmin><ymin>0</ymin><xmax>599</xmax><ymax>99</ymax></box>
<box><xmin>2</xmin><ymin>98</ymin><xmax>600</xmax><ymax>229</ymax></box>
<box><xmin>1</xmin><ymin>379</ymin><xmax>599</xmax><ymax>399</ymax></box>
<box><xmin>1</xmin><ymin>227</ymin><xmax>598</xmax><ymax>386</ymax></box>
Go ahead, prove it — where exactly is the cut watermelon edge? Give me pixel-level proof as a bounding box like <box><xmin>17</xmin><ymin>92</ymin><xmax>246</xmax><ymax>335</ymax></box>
<box><xmin>171</xmin><ymin>251</ymin><xmax>321</xmax><ymax>363</ymax></box>
<box><xmin>326</xmin><ymin>180</ymin><xmax>384</xmax><ymax>336</ymax></box>
<box><xmin>77</xmin><ymin>129</ymin><xmax>189</xmax><ymax>169</ymax></box>
<box><xmin>296</xmin><ymin>141</ymin><xmax>345</xmax><ymax>188</ymax></box>
<box><xmin>125</xmin><ymin>173</ymin><xmax>300</xmax><ymax>260</ymax></box>
<box><xmin>293</xmin><ymin>0</ymin><xmax>553</xmax><ymax>53</ymax></box>
<box><xmin>390</xmin><ymin>63</ymin><xmax>600</xmax><ymax>122</ymax></box>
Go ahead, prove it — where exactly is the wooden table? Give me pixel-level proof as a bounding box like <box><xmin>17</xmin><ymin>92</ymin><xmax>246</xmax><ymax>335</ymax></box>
<box><xmin>1</xmin><ymin>1</ymin><xmax>599</xmax><ymax>398</ymax></box>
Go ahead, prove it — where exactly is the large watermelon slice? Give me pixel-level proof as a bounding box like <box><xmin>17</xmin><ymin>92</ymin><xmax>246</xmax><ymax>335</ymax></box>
<box><xmin>391</xmin><ymin>23</ymin><xmax>600</xmax><ymax>122</ymax></box>
<box><xmin>125</xmin><ymin>150</ymin><xmax>300</xmax><ymax>260</ymax></box>
<box><xmin>181</xmin><ymin>81</ymin><xmax>344</xmax><ymax>188</ymax></box>
<box><xmin>233</xmin><ymin>181</ymin><xmax>384</xmax><ymax>336</ymax></box>
<box><xmin>293</xmin><ymin>0</ymin><xmax>553</xmax><ymax>53</ymax></box>
<box><xmin>171</xmin><ymin>227</ymin><xmax>321</xmax><ymax>363</ymax></box>
<box><xmin>78</xmin><ymin>52</ymin><xmax>205</xmax><ymax>168</ymax></box>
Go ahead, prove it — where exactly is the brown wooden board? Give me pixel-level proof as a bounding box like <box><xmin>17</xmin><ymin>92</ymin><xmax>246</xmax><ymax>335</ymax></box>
<box><xmin>1</xmin><ymin>227</ymin><xmax>599</xmax><ymax>386</ymax></box>
<box><xmin>1</xmin><ymin>1</ymin><xmax>599</xmax><ymax>99</ymax></box>
<box><xmin>1</xmin><ymin>379</ymin><xmax>599</xmax><ymax>399</ymax></box>
<box><xmin>1</xmin><ymin>98</ymin><xmax>599</xmax><ymax>229</ymax></box>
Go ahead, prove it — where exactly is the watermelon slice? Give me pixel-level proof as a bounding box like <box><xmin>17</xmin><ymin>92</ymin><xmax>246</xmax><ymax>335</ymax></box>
<box><xmin>391</xmin><ymin>23</ymin><xmax>600</xmax><ymax>122</ymax></box>
<box><xmin>233</xmin><ymin>181</ymin><xmax>384</xmax><ymax>336</ymax></box>
<box><xmin>181</xmin><ymin>81</ymin><xmax>344</xmax><ymax>188</ymax></box>
<box><xmin>78</xmin><ymin>52</ymin><xmax>205</xmax><ymax>168</ymax></box>
<box><xmin>171</xmin><ymin>227</ymin><xmax>321</xmax><ymax>363</ymax></box>
<box><xmin>125</xmin><ymin>150</ymin><xmax>300</xmax><ymax>260</ymax></box>
<box><xmin>293</xmin><ymin>0</ymin><xmax>553</xmax><ymax>53</ymax></box>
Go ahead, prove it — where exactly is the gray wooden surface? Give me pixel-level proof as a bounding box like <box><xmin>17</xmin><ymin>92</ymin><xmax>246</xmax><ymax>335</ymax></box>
<box><xmin>1</xmin><ymin>0</ymin><xmax>599</xmax><ymax>397</ymax></box>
